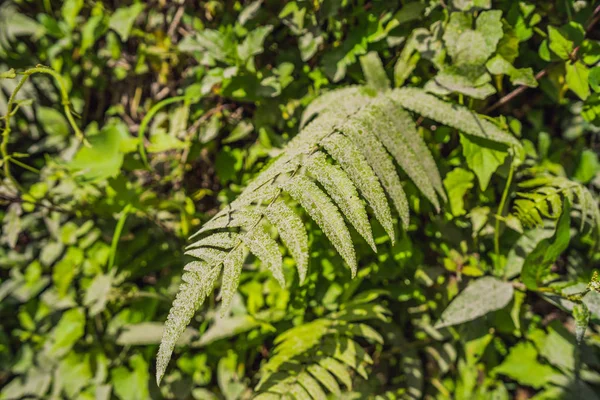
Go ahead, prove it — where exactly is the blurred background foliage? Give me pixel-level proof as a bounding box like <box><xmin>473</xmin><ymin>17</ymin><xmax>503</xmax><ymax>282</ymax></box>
<box><xmin>0</xmin><ymin>0</ymin><xmax>599</xmax><ymax>399</ymax></box>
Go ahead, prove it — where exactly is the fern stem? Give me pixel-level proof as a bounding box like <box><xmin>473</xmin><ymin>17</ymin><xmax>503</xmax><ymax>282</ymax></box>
<box><xmin>494</xmin><ymin>161</ymin><xmax>515</xmax><ymax>274</ymax></box>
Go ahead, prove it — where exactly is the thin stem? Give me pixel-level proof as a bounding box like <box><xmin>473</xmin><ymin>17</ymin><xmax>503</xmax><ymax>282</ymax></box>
<box><xmin>1</xmin><ymin>65</ymin><xmax>88</xmax><ymax>193</ymax></box>
<box><xmin>108</xmin><ymin>204</ymin><xmax>133</xmax><ymax>271</ymax></box>
<box><xmin>495</xmin><ymin>160</ymin><xmax>515</xmax><ymax>273</ymax></box>
<box><xmin>485</xmin><ymin>5</ymin><xmax>600</xmax><ymax>113</ymax></box>
<box><xmin>137</xmin><ymin>95</ymin><xmax>186</xmax><ymax>169</ymax></box>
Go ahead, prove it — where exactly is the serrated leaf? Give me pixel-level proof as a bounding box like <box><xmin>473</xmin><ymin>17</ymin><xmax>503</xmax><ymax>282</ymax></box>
<box><xmin>341</xmin><ymin>103</ymin><xmax>410</xmax><ymax>228</ymax></box>
<box><xmin>263</xmin><ymin>199</ymin><xmax>309</xmax><ymax>283</ymax></box>
<box><xmin>435</xmin><ymin>276</ymin><xmax>514</xmax><ymax>329</ymax></box>
<box><xmin>320</xmin><ymin>357</ymin><xmax>352</xmax><ymax>390</ymax></box>
<box><xmin>297</xmin><ymin>371</ymin><xmax>327</xmax><ymax>400</ymax></box>
<box><xmin>240</xmin><ymin>225</ymin><xmax>284</xmax><ymax>286</ymax></box>
<box><xmin>369</xmin><ymin>98</ymin><xmax>440</xmax><ymax>210</ymax></box>
<box><xmin>156</xmin><ymin>266</ymin><xmax>221</xmax><ymax>384</ymax></box>
<box><xmin>307</xmin><ymin>364</ymin><xmax>341</xmax><ymax>397</ymax></box>
<box><xmin>321</xmin><ymin>132</ymin><xmax>395</xmax><ymax>243</ymax></box>
<box><xmin>282</xmin><ymin>175</ymin><xmax>357</xmax><ymax>276</ymax></box>
<box><xmin>306</xmin><ymin>151</ymin><xmax>376</xmax><ymax>251</ymax></box>
<box><xmin>392</xmin><ymin>88</ymin><xmax>521</xmax><ymax>147</ymax></box>
<box><xmin>219</xmin><ymin>243</ymin><xmax>247</xmax><ymax>313</ymax></box>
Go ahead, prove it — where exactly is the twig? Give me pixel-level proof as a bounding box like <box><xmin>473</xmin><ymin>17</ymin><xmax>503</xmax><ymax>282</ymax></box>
<box><xmin>485</xmin><ymin>6</ymin><xmax>600</xmax><ymax>114</ymax></box>
<box><xmin>167</xmin><ymin>5</ymin><xmax>186</xmax><ymax>39</ymax></box>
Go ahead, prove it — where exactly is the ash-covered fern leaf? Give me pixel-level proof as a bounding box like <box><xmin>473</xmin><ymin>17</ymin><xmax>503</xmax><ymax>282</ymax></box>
<box><xmin>281</xmin><ymin>174</ymin><xmax>357</xmax><ymax>276</ymax></box>
<box><xmin>305</xmin><ymin>151</ymin><xmax>376</xmax><ymax>252</ymax></box>
<box><xmin>367</xmin><ymin>97</ymin><xmax>440</xmax><ymax>211</ymax></box>
<box><xmin>263</xmin><ymin>198</ymin><xmax>309</xmax><ymax>283</ymax></box>
<box><xmin>339</xmin><ymin>102</ymin><xmax>410</xmax><ymax>228</ymax></box>
<box><xmin>156</xmin><ymin>264</ymin><xmax>220</xmax><ymax>384</ymax></box>
<box><xmin>321</xmin><ymin>132</ymin><xmax>395</xmax><ymax>243</ymax></box>
<box><xmin>158</xmin><ymin>75</ymin><xmax>520</xmax><ymax>384</ymax></box>
<box><xmin>391</xmin><ymin>88</ymin><xmax>521</xmax><ymax>147</ymax></box>
<box><xmin>219</xmin><ymin>243</ymin><xmax>247</xmax><ymax>313</ymax></box>
<box><xmin>241</xmin><ymin>224</ymin><xmax>285</xmax><ymax>286</ymax></box>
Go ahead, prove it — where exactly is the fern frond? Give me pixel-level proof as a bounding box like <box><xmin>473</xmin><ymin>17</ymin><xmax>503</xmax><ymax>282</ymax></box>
<box><xmin>281</xmin><ymin>174</ymin><xmax>357</xmax><ymax>276</ymax></box>
<box><xmin>156</xmin><ymin>264</ymin><xmax>220</xmax><ymax>383</ymax></box>
<box><xmin>321</xmin><ymin>132</ymin><xmax>395</xmax><ymax>243</ymax></box>
<box><xmin>305</xmin><ymin>151</ymin><xmax>376</xmax><ymax>252</ymax></box>
<box><xmin>339</xmin><ymin>101</ymin><xmax>410</xmax><ymax>228</ymax></box>
<box><xmin>254</xmin><ymin>299</ymin><xmax>388</xmax><ymax>399</ymax></box>
<box><xmin>263</xmin><ymin>198</ymin><xmax>309</xmax><ymax>284</ymax></box>
<box><xmin>158</xmin><ymin>80</ymin><xmax>520</xmax><ymax>383</ymax></box>
<box><xmin>240</xmin><ymin>224</ymin><xmax>285</xmax><ymax>286</ymax></box>
<box><xmin>391</xmin><ymin>88</ymin><xmax>521</xmax><ymax>147</ymax></box>
<box><xmin>219</xmin><ymin>243</ymin><xmax>247</xmax><ymax>312</ymax></box>
<box><xmin>368</xmin><ymin>97</ymin><xmax>440</xmax><ymax>211</ymax></box>
<box><xmin>513</xmin><ymin>174</ymin><xmax>600</xmax><ymax>236</ymax></box>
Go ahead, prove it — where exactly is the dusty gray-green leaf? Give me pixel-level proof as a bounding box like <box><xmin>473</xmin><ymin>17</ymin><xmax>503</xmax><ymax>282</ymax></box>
<box><xmin>321</xmin><ymin>132</ymin><xmax>395</xmax><ymax>243</ymax></box>
<box><xmin>435</xmin><ymin>276</ymin><xmax>514</xmax><ymax>329</ymax></box>
<box><xmin>263</xmin><ymin>199</ymin><xmax>309</xmax><ymax>283</ymax></box>
<box><xmin>240</xmin><ymin>225</ymin><xmax>284</xmax><ymax>286</ymax></box>
<box><xmin>392</xmin><ymin>88</ymin><xmax>521</xmax><ymax>147</ymax></box>
<box><xmin>219</xmin><ymin>243</ymin><xmax>247</xmax><ymax>313</ymax></box>
<box><xmin>341</xmin><ymin>103</ymin><xmax>410</xmax><ymax>228</ymax></box>
<box><xmin>306</xmin><ymin>151</ymin><xmax>376</xmax><ymax>252</ymax></box>
<box><xmin>281</xmin><ymin>175</ymin><xmax>357</xmax><ymax>276</ymax></box>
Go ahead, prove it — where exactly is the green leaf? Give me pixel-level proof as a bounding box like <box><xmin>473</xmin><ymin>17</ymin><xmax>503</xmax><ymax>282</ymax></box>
<box><xmin>443</xmin><ymin>168</ymin><xmax>474</xmax><ymax>217</ymax></box>
<box><xmin>111</xmin><ymin>354</ymin><xmax>150</xmax><ymax>400</ymax></box>
<box><xmin>56</xmin><ymin>352</ymin><xmax>93</xmax><ymax>398</ymax></box>
<box><xmin>69</xmin><ymin>122</ymin><xmax>128</xmax><ymax>181</ymax></box>
<box><xmin>435</xmin><ymin>276</ymin><xmax>514</xmax><ymax>329</ymax></box>
<box><xmin>37</xmin><ymin>106</ymin><xmax>70</xmax><ymax>137</ymax></box>
<box><xmin>108</xmin><ymin>3</ymin><xmax>144</xmax><ymax>41</ymax></box>
<box><xmin>493</xmin><ymin>341</ymin><xmax>557</xmax><ymax>389</ymax></box>
<box><xmin>574</xmin><ymin>149</ymin><xmax>599</xmax><ymax>184</ymax></box>
<box><xmin>238</xmin><ymin>0</ymin><xmax>263</xmax><ymax>26</ymax></box>
<box><xmin>83</xmin><ymin>273</ymin><xmax>113</xmax><ymax>317</ymax></box>
<box><xmin>452</xmin><ymin>0</ymin><xmax>491</xmax><ymax>11</ymax></box>
<box><xmin>486</xmin><ymin>55</ymin><xmax>538</xmax><ymax>88</ymax></box>
<box><xmin>359</xmin><ymin>51</ymin><xmax>390</xmax><ymax>91</ymax></box>
<box><xmin>46</xmin><ymin>308</ymin><xmax>86</xmax><ymax>357</ymax></box>
<box><xmin>547</xmin><ymin>25</ymin><xmax>574</xmax><ymax>60</ymax></box>
<box><xmin>590</xmin><ymin>66</ymin><xmax>600</xmax><ymax>93</ymax></box>
<box><xmin>565</xmin><ymin>61</ymin><xmax>590</xmax><ymax>100</ymax></box>
<box><xmin>427</xmin><ymin>66</ymin><xmax>496</xmax><ymax>99</ymax></box>
<box><xmin>521</xmin><ymin>199</ymin><xmax>571</xmax><ymax>290</ymax></box>
<box><xmin>61</xmin><ymin>0</ymin><xmax>83</xmax><ymax>30</ymax></box>
<box><xmin>476</xmin><ymin>10</ymin><xmax>503</xmax><ymax>54</ymax></box>
<box><xmin>460</xmin><ymin>134</ymin><xmax>508</xmax><ymax>191</ymax></box>
<box><xmin>1</xmin><ymin>203</ymin><xmax>21</xmax><ymax>249</ymax></box>
<box><xmin>573</xmin><ymin>303</ymin><xmax>589</xmax><ymax>346</ymax></box>
<box><xmin>237</xmin><ymin>25</ymin><xmax>273</xmax><ymax>62</ymax></box>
